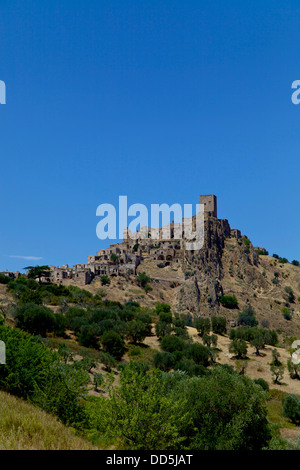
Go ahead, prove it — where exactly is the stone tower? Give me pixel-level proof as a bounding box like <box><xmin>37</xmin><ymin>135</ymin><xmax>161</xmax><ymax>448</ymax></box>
<box><xmin>199</xmin><ymin>194</ymin><xmax>217</xmax><ymax>218</ymax></box>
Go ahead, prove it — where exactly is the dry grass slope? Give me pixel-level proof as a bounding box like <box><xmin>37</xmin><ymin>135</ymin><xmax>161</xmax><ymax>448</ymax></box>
<box><xmin>0</xmin><ymin>391</ymin><xmax>96</xmax><ymax>450</ymax></box>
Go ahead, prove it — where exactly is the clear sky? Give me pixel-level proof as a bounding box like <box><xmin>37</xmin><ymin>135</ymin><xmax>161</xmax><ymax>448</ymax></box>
<box><xmin>1</xmin><ymin>0</ymin><xmax>300</xmax><ymax>272</ymax></box>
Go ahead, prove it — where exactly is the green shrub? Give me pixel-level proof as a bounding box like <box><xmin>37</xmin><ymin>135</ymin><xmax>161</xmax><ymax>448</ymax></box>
<box><xmin>283</xmin><ymin>312</ymin><xmax>292</xmax><ymax>321</ymax></box>
<box><xmin>0</xmin><ymin>274</ymin><xmax>11</xmax><ymax>284</ymax></box>
<box><xmin>0</xmin><ymin>324</ymin><xmax>88</xmax><ymax>425</ymax></box>
<box><xmin>153</xmin><ymin>351</ymin><xmax>176</xmax><ymax>371</ymax></box>
<box><xmin>241</xmin><ymin>237</ymin><xmax>251</xmax><ymax>253</ymax></box>
<box><xmin>238</xmin><ymin>305</ymin><xmax>258</xmax><ymax>327</ymax></box>
<box><xmin>219</xmin><ymin>295</ymin><xmax>238</xmax><ymax>309</ymax></box>
<box><xmin>161</xmin><ymin>335</ymin><xmax>185</xmax><ymax>353</ymax></box>
<box><xmin>185</xmin><ymin>343</ymin><xmax>211</xmax><ymax>367</ymax></box>
<box><xmin>100</xmin><ymin>275</ymin><xmax>110</xmax><ymax>286</ymax></box>
<box><xmin>13</xmin><ymin>303</ymin><xmax>57</xmax><ymax>337</ymax></box>
<box><xmin>100</xmin><ymin>330</ymin><xmax>125</xmax><ymax>360</ymax></box>
<box><xmin>253</xmin><ymin>378</ymin><xmax>269</xmax><ymax>392</ymax></box>
<box><xmin>282</xmin><ymin>394</ymin><xmax>300</xmax><ymax>425</ymax></box>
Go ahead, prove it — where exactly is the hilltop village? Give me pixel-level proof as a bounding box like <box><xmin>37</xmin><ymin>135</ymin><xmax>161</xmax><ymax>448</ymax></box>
<box><xmin>47</xmin><ymin>195</ymin><xmax>244</xmax><ymax>286</ymax></box>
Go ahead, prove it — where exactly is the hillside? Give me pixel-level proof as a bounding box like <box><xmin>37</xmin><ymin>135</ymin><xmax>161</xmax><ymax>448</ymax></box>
<box><xmin>82</xmin><ymin>222</ymin><xmax>300</xmax><ymax>338</ymax></box>
<box><xmin>0</xmin><ymin>390</ymin><xmax>96</xmax><ymax>450</ymax></box>
<box><xmin>0</xmin><ymin>270</ymin><xmax>299</xmax><ymax>450</ymax></box>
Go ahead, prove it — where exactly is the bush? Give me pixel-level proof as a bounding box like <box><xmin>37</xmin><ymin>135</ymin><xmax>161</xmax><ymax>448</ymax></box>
<box><xmin>100</xmin><ymin>330</ymin><xmax>125</xmax><ymax>360</ymax></box>
<box><xmin>238</xmin><ymin>305</ymin><xmax>258</xmax><ymax>327</ymax></box>
<box><xmin>155</xmin><ymin>303</ymin><xmax>171</xmax><ymax>315</ymax></box>
<box><xmin>0</xmin><ymin>273</ymin><xmax>11</xmax><ymax>284</ymax></box>
<box><xmin>219</xmin><ymin>295</ymin><xmax>238</xmax><ymax>309</ymax></box>
<box><xmin>253</xmin><ymin>378</ymin><xmax>269</xmax><ymax>392</ymax></box>
<box><xmin>87</xmin><ymin>363</ymin><xmax>271</xmax><ymax>450</ymax></box>
<box><xmin>136</xmin><ymin>272</ymin><xmax>150</xmax><ymax>288</ymax></box>
<box><xmin>241</xmin><ymin>237</ymin><xmax>251</xmax><ymax>251</ymax></box>
<box><xmin>78</xmin><ymin>323</ymin><xmax>100</xmax><ymax>349</ymax></box>
<box><xmin>194</xmin><ymin>317</ymin><xmax>211</xmax><ymax>337</ymax></box>
<box><xmin>100</xmin><ymin>275</ymin><xmax>110</xmax><ymax>286</ymax></box>
<box><xmin>161</xmin><ymin>335</ymin><xmax>185</xmax><ymax>353</ymax></box>
<box><xmin>159</xmin><ymin>311</ymin><xmax>173</xmax><ymax>324</ymax></box>
<box><xmin>13</xmin><ymin>303</ymin><xmax>57</xmax><ymax>337</ymax></box>
<box><xmin>0</xmin><ymin>324</ymin><xmax>88</xmax><ymax>425</ymax></box>
<box><xmin>284</xmin><ymin>286</ymin><xmax>295</xmax><ymax>303</ymax></box>
<box><xmin>256</xmin><ymin>249</ymin><xmax>268</xmax><ymax>256</ymax></box>
<box><xmin>153</xmin><ymin>352</ymin><xmax>176</xmax><ymax>372</ymax></box>
<box><xmin>185</xmin><ymin>343</ymin><xmax>211</xmax><ymax>367</ymax></box>
<box><xmin>282</xmin><ymin>394</ymin><xmax>300</xmax><ymax>425</ymax></box>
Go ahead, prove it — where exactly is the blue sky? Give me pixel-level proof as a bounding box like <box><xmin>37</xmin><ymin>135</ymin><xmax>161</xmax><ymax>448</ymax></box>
<box><xmin>0</xmin><ymin>0</ymin><xmax>300</xmax><ymax>272</ymax></box>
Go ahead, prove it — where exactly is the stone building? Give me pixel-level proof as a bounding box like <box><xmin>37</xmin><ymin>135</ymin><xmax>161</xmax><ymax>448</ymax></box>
<box><xmin>49</xmin><ymin>194</ymin><xmax>220</xmax><ymax>286</ymax></box>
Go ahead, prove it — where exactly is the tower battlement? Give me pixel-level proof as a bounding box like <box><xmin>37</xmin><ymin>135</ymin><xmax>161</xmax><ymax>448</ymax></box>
<box><xmin>199</xmin><ymin>194</ymin><xmax>217</xmax><ymax>218</ymax></box>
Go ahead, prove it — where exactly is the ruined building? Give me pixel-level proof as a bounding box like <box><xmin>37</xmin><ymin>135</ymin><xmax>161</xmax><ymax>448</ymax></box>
<box><xmin>49</xmin><ymin>194</ymin><xmax>242</xmax><ymax>286</ymax></box>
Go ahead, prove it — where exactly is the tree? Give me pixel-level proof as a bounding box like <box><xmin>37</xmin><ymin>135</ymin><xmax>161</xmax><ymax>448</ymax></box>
<box><xmin>100</xmin><ymin>330</ymin><xmax>125</xmax><ymax>360</ymax></box>
<box><xmin>155</xmin><ymin>303</ymin><xmax>171</xmax><ymax>316</ymax></box>
<box><xmin>211</xmin><ymin>316</ymin><xmax>227</xmax><ymax>335</ymax></box>
<box><xmin>178</xmin><ymin>366</ymin><xmax>271</xmax><ymax>450</ymax></box>
<box><xmin>159</xmin><ymin>310</ymin><xmax>173</xmax><ymax>324</ymax></box>
<box><xmin>135</xmin><ymin>312</ymin><xmax>152</xmax><ymax>336</ymax></box>
<box><xmin>78</xmin><ymin>323</ymin><xmax>100</xmax><ymax>349</ymax></box>
<box><xmin>101</xmin><ymin>362</ymin><xmax>189</xmax><ymax>450</ymax></box>
<box><xmin>229</xmin><ymin>338</ymin><xmax>248</xmax><ymax>359</ymax></box>
<box><xmin>93</xmin><ymin>373</ymin><xmax>103</xmax><ymax>392</ymax></box>
<box><xmin>126</xmin><ymin>320</ymin><xmax>148</xmax><ymax>345</ymax></box>
<box><xmin>270</xmin><ymin>349</ymin><xmax>284</xmax><ymax>384</ymax></box>
<box><xmin>136</xmin><ymin>272</ymin><xmax>150</xmax><ymax>288</ymax></box>
<box><xmin>24</xmin><ymin>265</ymin><xmax>51</xmax><ymax>284</ymax></box>
<box><xmin>0</xmin><ymin>323</ymin><xmax>89</xmax><ymax>425</ymax></box>
<box><xmin>144</xmin><ymin>284</ymin><xmax>153</xmax><ymax>294</ymax></box>
<box><xmin>194</xmin><ymin>317</ymin><xmax>211</xmax><ymax>337</ymax></box>
<box><xmin>287</xmin><ymin>359</ymin><xmax>300</xmax><ymax>380</ymax></box>
<box><xmin>110</xmin><ymin>253</ymin><xmax>119</xmax><ymax>264</ymax></box>
<box><xmin>271</xmin><ymin>348</ymin><xmax>282</xmax><ymax>366</ymax></box>
<box><xmin>13</xmin><ymin>303</ymin><xmax>57</xmax><ymax>337</ymax></box>
<box><xmin>282</xmin><ymin>394</ymin><xmax>300</xmax><ymax>425</ymax></box>
<box><xmin>250</xmin><ymin>330</ymin><xmax>265</xmax><ymax>356</ymax></box>
<box><xmin>155</xmin><ymin>321</ymin><xmax>172</xmax><ymax>339</ymax></box>
<box><xmin>161</xmin><ymin>335</ymin><xmax>185</xmax><ymax>353</ymax></box>
<box><xmin>253</xmin><ymin>378</ymin><xmax>269</xmax><ymax>392</ymax></box>
<box><xmin>153</xmin><ymin>351</ymin><xmax>176</xmax><ymax>372</ymax></box>
<box><xmin>235</xmin><ymin>359</ymin><xmax>248</xmax><ymax>375</ymax></box>
<box><xmin>185</xmin><ymin>343</ymin><xmax>211</xmax><ymax>367</ymax></box>
<box><xmin>98</xmin><ymin>351</ymin><xmax>116</xmax><ymax>372</ymax></box>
